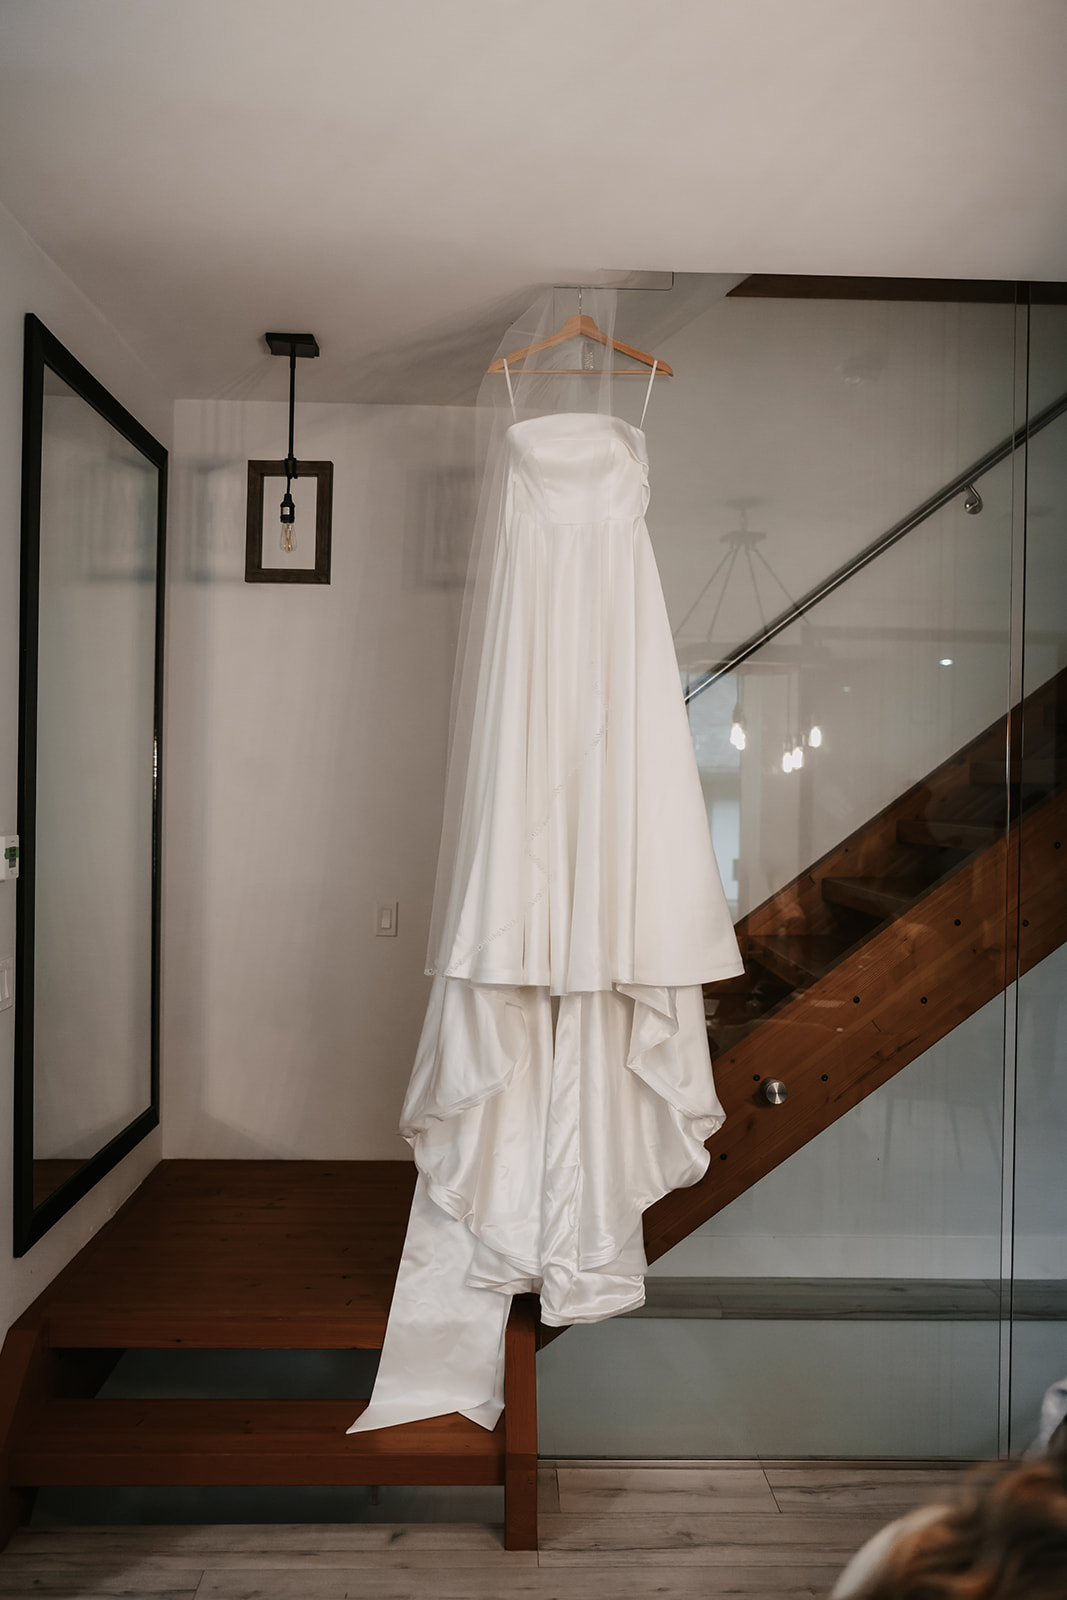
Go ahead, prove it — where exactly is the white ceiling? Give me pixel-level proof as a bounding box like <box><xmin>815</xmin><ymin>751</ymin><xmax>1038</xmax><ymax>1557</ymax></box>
<box><xmin>1</xmin><ymin>0</ymin><xmax>1065</xmax><ymax>402</ymax></box>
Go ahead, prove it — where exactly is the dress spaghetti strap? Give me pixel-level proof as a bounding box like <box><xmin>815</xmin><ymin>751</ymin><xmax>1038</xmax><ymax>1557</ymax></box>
<box><xmin>502</xmin><ymin>357</ymin><xmax>517</xmax><ymax>420</ymax></box>
<box><xmin>639</xmin><ymin>359</ymin><xmax>658</xmax><ymax>429</ymax></box>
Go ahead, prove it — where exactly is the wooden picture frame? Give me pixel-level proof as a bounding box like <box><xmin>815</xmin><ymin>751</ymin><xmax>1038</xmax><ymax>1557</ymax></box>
<box><xmin>246</xmin><ymin>459</ymin><xmax>333</xmax><ymax>584</ymax></box>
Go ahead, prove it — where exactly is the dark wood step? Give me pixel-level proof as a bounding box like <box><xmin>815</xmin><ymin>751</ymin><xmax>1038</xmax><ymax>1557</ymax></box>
<box><xmin>820</xmin><ymin>877</ymin><xmax>922</xmax><ymax>920</ymax></box>
<box><xmin>744</xmin><ymin>935</ymin><xmax>844</xmax><ymax>990</ymax></box>
<box><xmin>45</xmin><ymin>1291</ymin><xmax>395</xmax><ymax>1352</ymax></box>
<box><xmin>704</xmin><ymin>985</ymin><xmax>774</xmax><ymax>1023</ymax></box>
<box><xmin>0</xmin><ymin>1164</ymin><xmax>541</xmax><ymax>1551</ymax></box>
<box><xmin>896</xmin><ymin>818</ymin><xmax>998</xmax><ymax>852</ymax></box>
<box><xmin>41</xmin><ymin>1160</ymin><xmax>416</xmax><ymax>1350</ymax></box>
<box><xmin>970</xmin><ymin>758</ymin><xmax>1062</xmax><ymax>788</ymax></box>
<box><xmin>10</xmin><ymin>1398</ymin><xmax>504</xmax><ymax>1487</ymax></box>
<box><xmin>706</xmin><ymin>1018</ymin><xmax>763</xmax><ymax>1055</ymax></box>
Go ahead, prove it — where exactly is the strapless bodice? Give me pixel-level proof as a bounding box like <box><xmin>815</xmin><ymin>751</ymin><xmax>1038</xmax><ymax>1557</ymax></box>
<box><xmin>505</xmin><ymin>412</ymin><xmax>650</xmax><ymax>525</ymax></box>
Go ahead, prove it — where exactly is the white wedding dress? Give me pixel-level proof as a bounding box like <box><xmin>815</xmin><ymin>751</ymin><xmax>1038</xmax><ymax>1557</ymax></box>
<box><xmin>350</xmin><ymin>412</ymin><xmax>743</xmax><ymax>1435</ymax></box>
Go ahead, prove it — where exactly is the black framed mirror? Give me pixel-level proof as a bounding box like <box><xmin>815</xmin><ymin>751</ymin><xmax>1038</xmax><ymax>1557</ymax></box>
<box><xmin>14</xmin><ymin>313</ymin><xmax>166</xmax><ymax>1255</ymax></box>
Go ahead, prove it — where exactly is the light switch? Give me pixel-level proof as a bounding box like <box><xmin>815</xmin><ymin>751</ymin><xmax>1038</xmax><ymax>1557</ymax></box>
<box><xmin>0</xmin><ymin>836</ymin><xmax>17</xmax><ymax>880</ymax></box>
<box><xmin>0</xmin><ymin>956</ymin><xmax>12</xmax><ymax>1012</ymax></box>
<box><xmin>374</xmin><ymin>900</ymin><xmax>399</xmax><ymax>938</ymax></box>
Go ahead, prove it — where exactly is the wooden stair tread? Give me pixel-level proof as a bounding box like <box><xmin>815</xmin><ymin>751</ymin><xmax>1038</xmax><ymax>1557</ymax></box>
<box><xmin>896</xmin><ymin>818</ymin><xmax>999</xmax><ymax>851</ymax></box>
<box><xmin>10</xmin><ymin>1399</ymin><xmax>504</xmax><ymax>1487</ymax></box>
<box><xmin>40</xmin><ymin>1160</ymin><xmax>415</xmax><ymax>1349</ymax></box>
<box><xmin>46</xmin><ymin>1298</ymin><xmax>396</xmax><ymax>1351</ymax></box>
<box><xmin>744</xmin><ymin>935</ymin><xmax>844</xmax><ymax>989</ymax></box>
<box><xmin>704</xmin><ymin>989</ymin><xmax>766</xmax><ymax>1022</ymax></box>
<box><xmin>820</xmin><ymin>876</ymin><xmax>924</xmax><ymax>919</ymax></box>
<box><xmin>706</xmin><ymin>1018</ymin><xmax>763</xmax><ymax>1053</ymax></box>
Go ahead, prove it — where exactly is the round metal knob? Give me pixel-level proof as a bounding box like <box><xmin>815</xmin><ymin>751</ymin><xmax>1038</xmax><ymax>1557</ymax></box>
<box><xmin>761</xmin><ymin>1078</ymin><xmax>788</xmax><ymax>1105</ymax></box>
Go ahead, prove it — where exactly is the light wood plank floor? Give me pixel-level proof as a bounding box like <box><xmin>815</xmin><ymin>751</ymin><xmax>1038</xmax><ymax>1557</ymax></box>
<box><xmin>0</xmin><ymin>1460</ymin><xmax>974</xmax><ymax>1600</ymax></box>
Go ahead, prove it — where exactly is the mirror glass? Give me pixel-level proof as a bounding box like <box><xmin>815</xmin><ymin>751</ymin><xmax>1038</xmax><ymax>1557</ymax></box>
<box><xmin>32</xmin><ymin>374</ymin><xmax>158</xmax><ymax>1205</ymax></box>
<box><xmin>16</xmin><ymin>317</ymin><xmax>165</xmax><ymax>1251</ymax></box>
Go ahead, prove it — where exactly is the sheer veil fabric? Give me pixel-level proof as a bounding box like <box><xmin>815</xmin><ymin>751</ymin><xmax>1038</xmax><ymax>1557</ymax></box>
<box><xmin>349</xmin><ymin>290</ymin><xmax>743</xmax><ymax>1435</ymax></box>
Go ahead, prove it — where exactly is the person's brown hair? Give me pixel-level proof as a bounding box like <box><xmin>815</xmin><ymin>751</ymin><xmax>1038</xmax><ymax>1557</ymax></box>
<box><xmin>856</xmin><ymin>1446</ymin><xmax>1067</xmax><ymax>1600</ymax></box>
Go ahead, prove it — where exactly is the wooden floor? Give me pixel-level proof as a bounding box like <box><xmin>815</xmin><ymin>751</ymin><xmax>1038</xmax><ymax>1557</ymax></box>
<box><xmin>0</xmin><ymin>1460</ymin><xmax>972</xmax><ymax>1598</ymax></box>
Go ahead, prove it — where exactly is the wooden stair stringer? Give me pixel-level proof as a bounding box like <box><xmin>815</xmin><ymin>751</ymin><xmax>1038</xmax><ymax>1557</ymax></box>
<box><xmin>643</xmin><ymin>783</ymin><xmax>1067</xmax><ymax>1264</ymax></box>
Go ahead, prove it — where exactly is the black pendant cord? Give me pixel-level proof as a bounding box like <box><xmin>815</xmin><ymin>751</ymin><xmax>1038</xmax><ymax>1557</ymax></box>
<box><xmin>285</xmin><ymin>347</ymin><xmax>297</xmax><ymax>489</ymax></box>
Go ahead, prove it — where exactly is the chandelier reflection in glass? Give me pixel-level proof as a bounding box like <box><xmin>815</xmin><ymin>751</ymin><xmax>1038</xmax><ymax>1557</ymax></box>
<box><xmin>674</xmin><ymin>502</ymin><xmax>798</xmax><ymax>657</ymax></box>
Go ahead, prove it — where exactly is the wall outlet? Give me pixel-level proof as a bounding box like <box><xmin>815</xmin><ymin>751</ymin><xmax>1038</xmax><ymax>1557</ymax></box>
<box><xmin>0</xmin><ymin>956</ymin><xmax>12</xmax><ymax>1011</ymax></box>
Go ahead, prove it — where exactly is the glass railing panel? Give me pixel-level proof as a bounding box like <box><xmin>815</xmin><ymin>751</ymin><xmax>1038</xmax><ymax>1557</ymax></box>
<box><xmin>537</xmin><ymin>286</ymin><xmax>1021</xmax><ymax>1460</ymax></box>
<box><xmin>653</xmin><ymin>293</ymin><xmax>1020</xmax><ymax>684</ymax></box>
<box><xmin>1010</xmin><ymin>296</ymin><xmax>1067</xmax><ymax>1454</ymax></box>
<box><xmin>687</xmin><ymin>449</ymin><xmax>1017</xmax><ymax>921</ymax></box>
<box><xmin>540</xmin><ymin>999</ymin><xmax>1006</xmax><ymax>1456</ymax></box>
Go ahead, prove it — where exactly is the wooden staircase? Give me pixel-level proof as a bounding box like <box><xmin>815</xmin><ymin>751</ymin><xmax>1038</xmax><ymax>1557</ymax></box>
<box><xmin>1</xmin><ymin>670</ymin><xmax>1064</xmax><ymax>1552</ymax></box>
<box><xmin>0</xmin><ymin>1164</ymin><xmax>538</xmax><ymax>1549</ymax></box>
<box><xmin>644</xmin><ymin>664</ymin><xmax>1067</xmax><ymax>1262</ymax></box>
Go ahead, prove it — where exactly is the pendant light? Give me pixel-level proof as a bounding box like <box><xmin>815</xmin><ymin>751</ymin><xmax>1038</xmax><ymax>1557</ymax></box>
<box><xmin>245</xmin><ymin>332</ymin><xmax>334</xmax><ymax>587</ymax></box>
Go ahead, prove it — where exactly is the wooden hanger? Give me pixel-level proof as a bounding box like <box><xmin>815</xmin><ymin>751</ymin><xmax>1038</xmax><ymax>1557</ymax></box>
<box><xmin>487</xmin><ymin>313</ymin><xmax>674</xmax><ymax>376</ymax></box>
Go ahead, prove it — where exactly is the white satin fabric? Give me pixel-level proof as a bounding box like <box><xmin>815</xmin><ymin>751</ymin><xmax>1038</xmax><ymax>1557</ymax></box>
<box><xmin>350</xmin><ymin>414</ymin><xmax>743</xmax><ymax>1436</ymax></box>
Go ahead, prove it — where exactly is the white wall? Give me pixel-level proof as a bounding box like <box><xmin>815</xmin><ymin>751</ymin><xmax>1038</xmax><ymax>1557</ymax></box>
<box><xmin>0</xmin><ymin>199</ymin><xmax>169</xmax><ymax>1333</ymax></box>
<box><xmin>163</xmin><ymin>400</ymin><xmax>470</xmax><ymax>1158</ymax></box>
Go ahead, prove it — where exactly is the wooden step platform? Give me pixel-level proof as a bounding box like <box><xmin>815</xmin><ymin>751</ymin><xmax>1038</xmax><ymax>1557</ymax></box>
<box><xmin>0</xmin><ymin>1163</ymin><xmax>539</xmax><ymax>1551</ymax></box>
<box><xmin>744</xmin><ymin>934</ymin><xmax>844</xmax><ymax>990</ymax></box>
<box><xmin>895</xmin><ymin>818</ymin><xmax>998</xmax><ymax>852</ymax></box>
<box><xmin>43</xmin><ymin>1160</ymin><xmax>416</xmax><ymax>1349</ymax></box>
<box><xmin>13</xmin><ymin>1400</ymin><xmax>505</xmax><ymax>1487</ymax></box>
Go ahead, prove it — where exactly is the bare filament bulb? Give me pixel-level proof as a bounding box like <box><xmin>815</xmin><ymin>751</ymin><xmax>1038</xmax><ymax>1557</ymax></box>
<box><xmin>280</xmin><ymin>488</ymin><xmax>296</xmax><ymax>553</ymax></box>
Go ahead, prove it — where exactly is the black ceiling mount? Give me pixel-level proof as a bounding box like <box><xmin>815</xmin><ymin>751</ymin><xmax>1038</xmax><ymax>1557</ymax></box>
<box><xmin>265</xmin><ymin>332</ymin><xmax>320</xmax><ymax>359</ymax></box>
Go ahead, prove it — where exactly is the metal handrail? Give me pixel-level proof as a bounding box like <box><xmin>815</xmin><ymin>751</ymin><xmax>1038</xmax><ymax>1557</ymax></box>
<box><xmin>683</xmin><ymin>387</ymin><xmax>1067</xmax><ymax>704</ymax></box>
